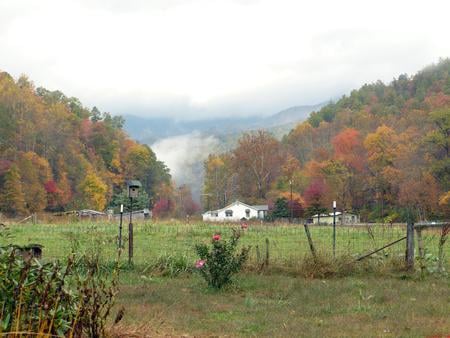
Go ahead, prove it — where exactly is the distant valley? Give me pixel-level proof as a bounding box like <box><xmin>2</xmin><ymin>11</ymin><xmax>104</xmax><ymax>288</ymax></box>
<box><xmin>123</xmin><ymin>103</ymin><xmax>325</xmax><ymax>200</ymax></box>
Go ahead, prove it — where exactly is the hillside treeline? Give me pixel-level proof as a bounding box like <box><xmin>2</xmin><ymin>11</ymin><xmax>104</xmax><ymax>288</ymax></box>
<box><xmin>0</xmin><ymin>72</ymin><xmax>171</xmax><ymax>215</ymax></box>
<box><xmin>204</xmin><ymin>59</ymin><xmax>450</xmax><ymax>222</ymax></box>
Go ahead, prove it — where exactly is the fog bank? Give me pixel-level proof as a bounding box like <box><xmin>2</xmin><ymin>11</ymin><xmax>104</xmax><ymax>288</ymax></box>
<box><xmin>151</xmin><ymin>132</ymin><xmax>220</xmax><ymax>201</ymax></box>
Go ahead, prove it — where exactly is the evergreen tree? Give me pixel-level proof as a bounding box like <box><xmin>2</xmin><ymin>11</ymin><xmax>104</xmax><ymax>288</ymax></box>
<box><xmin>272</xmin><ymin>197</ymin><xmax>289</xmax><ymax>218</ymax></box>
<box><xmin>109</xmin><ymin>189</ymin><xmax>150</xmax><ymax>212</ymax></box>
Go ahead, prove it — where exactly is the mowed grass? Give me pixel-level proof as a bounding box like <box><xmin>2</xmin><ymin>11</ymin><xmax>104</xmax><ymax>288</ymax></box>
<box><xmin>114</xmin><ymin>273</ymin><xmax>450</xmax><ymax>337</ymax></box>
<box><xmin>1</xmin><ymin>220</ymin><xmax>449</xmax><ymax>337</ymax></box>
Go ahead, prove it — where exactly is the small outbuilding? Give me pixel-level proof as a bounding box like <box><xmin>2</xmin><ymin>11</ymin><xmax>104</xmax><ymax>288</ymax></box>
<box><xmin>312</xmin><ymin>211</ymin><xmax>360</xmax><ymax>225</ymax></box>
<box><xmin>77</xmin><ymin>209</ymin><xmax>106</xmax><ymax>219</ymax></box>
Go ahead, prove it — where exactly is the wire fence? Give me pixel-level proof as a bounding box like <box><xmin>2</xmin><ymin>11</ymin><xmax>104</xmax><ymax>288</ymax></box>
<box><xmin>1</xmin><ymin>221</ymin><xmax>448</xmax><ymax>270</ymax></box>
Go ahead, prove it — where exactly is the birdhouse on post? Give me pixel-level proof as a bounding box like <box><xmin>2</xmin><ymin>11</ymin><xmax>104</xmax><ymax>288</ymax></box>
<box><xmin>127</xmin><ymin>180</ymin><xmax>142</xmax><ymax>199</ymax></box>
<box><xmin>126</xmin><ymin>180</ymin><xmax>141</xmax><ymax>266</ymax></box>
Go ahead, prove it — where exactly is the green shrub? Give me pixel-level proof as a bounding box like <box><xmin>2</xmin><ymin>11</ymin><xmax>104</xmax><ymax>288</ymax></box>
<box><xmin>0</xmin><ymin>245</ymin><xmax>120</xmax><ymax>337</ymax></box>
<box><xmin>144</xmin><ymin>253</ymin><xmax>191</xmax><ymax>277</ymax></box>
<box><xmin>195</xmin><ymin>229</ymin><xmax>250</xmax><ymax>289</ymax></box>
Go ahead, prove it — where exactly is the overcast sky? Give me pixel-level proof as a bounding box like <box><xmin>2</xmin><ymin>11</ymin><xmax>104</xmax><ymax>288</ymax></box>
<box><xmin>1</xmin><ymin>0</ymin><xmax>449</xmax><ymax>119</ymax></box>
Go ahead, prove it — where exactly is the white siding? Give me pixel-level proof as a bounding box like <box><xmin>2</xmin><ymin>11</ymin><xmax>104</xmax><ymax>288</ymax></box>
<box><xmin>312</xmin><ymin>212</ymin><xmax>359</xmax><ymax>225</ymax></box>
<box><xmin>202</xmin><ymin>201</ymin><xmax>266</xmax><ymax>222</ymax></box>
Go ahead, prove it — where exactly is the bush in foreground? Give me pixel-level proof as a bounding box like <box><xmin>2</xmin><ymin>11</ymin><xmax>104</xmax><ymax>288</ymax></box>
<box><xmin>195</xmin><ymin>229</ymin><xmax>250</xmax><ymax>289</ymax></box>
<box><xmin>0</xmin><ymin>245</ymin><xmax>119</xmax><ymax>337</ymax></box>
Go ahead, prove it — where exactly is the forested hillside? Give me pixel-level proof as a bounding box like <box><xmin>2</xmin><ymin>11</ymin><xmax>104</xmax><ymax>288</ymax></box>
<box><xmin>0</xmin><ymin>72</ymin><xmax>171</xmax><ymax>215</ymax></box>
<box><xmin>204</xmin><ymin>59</ymin><xmax>450</xmax><ymax>222</ymax></box>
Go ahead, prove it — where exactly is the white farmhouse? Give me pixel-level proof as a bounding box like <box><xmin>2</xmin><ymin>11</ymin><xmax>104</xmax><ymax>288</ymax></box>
<box><xmin>202</xmin><ymin>200</ymin><xmax>268</xmax><ymax>222</ymax></box>
<box><xmin>312</xmin><ymin>212</ymin><xmax>360</xmax><ymax>225</ymax></box>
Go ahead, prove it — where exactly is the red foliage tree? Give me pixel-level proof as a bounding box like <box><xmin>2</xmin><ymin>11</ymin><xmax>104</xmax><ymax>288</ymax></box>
<box><xmin>44</xmin><ymin>180</ymin><xmax>59</xmax><ymax>194</ymax></box>
<box><xmin>304</xmin><ymin>179</ymin><xmax>328</xmax><ymax>218</ymax></box>
<box><xmin>152</xmin><ymin>198</ymin><xmax>173</xmax><ymax>218</ymax></box>
<box><xmin>332</xmin><ymin>128</ymin><xmax>366</xmax><ymax>172</ymax></box>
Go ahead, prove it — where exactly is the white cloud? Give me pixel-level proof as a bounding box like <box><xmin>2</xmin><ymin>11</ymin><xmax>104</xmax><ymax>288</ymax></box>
<box><xmin>0</xmin><ymin>0</ymin><xmax>449</xmax><ymax>118</ymax></box>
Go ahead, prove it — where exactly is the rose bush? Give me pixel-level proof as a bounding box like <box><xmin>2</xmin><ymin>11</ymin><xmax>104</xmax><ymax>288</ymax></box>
<box><xmin>195</xmin><ymin>229</ymin><xmax>250</xmax><ymax>289</ymax></box>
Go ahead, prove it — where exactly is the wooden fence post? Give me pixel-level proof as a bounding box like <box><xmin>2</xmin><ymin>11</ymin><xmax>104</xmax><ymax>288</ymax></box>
<box><xmin>265</xmin><ymin>238</ymin><xmax>270</xmax><ymax>268</ymax></box>
<box><xmin>128</xmin><ymin>222</ymin><xmax>133</xmax><ymax>265</ymax></box>
<box><xmin>303</xmin><ymin>223</ymin><xmax>317</xmax><ymax>261</ymax></box>
<box><xmin>406</xmin><ymin>221</ymin><xmax>414</xmax><ymax>270</ymax></box>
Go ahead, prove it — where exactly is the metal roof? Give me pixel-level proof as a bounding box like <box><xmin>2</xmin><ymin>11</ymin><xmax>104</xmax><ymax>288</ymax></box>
<box><xmin>203</xmin><ymin>200</ymin><xmax>269</xmax><ymax>214</ymax></box>
<box><xmin>252</xmin><ymin>205</ymin><xmax>269</xmax><ymax>211</ymax></box>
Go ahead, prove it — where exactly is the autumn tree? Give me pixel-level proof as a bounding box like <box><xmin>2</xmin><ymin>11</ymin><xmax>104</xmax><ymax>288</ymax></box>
<box><xmin>152</xmin><ymin>182</ymin><xmax>175</xmax><ymax>218</ymax></box>
<box><xmin>56</xmin><ymin>171</ymin><xmax>72</xmax><ymax>208</ymax></box>
<box><xmin>426</xmin><ymin>108</ymin><xmax>450</xmax><ymax>191</ymax></box>
<box><xmin>233</xmin><ymin>130</ymin><xmax>283</xmax><ymax>202</ymax></box>
<box><xmin>332</xmin><ymin>128</ymin><xmax>366</xmax><ymax>172</ymax></box>
<box><xmin>16</xmin><ymin>152</ymin><xmax>49</xmax><ymax>213</ymax></box>
<box><xmin>175</xmin><ymin>184</ymin><xmax>200</xmax><ymax>217</ymax></box>
<box><xmin>304</xmin><ymin>179</ymin><xmax>328</xmax><ymax>221</ymax></box>
<box><xmin>123</xmin><ymin>143</ymin><xmax>171</xmax><ymax>203</ymax></box>
<box><xmin>284</xmin><ymin>122</ymin><xmax>316</xmax><ymax>164</ymax></box>
<box><xmin>77</xmin><ymin>170</ymin><xmax>108</xmax><ymax>210</ymax></box>
<box><xmin>0</xmin><ymin>164</ymin><xmax>26</xmax><ymax>215</ymax></box>
<box><xmin>364</xmin><ymin>125</ymin><xmax>399</xmax><ymax>218</ymax></box>
<box><xmin>203</xmin><ymin>153</ymin><xmax>234</xmax><ymax>210</ymax></box>
<box><xmin>398</xmin><ymin>173</ymin><xmax>440</xmax><ymax>220</ymax></box>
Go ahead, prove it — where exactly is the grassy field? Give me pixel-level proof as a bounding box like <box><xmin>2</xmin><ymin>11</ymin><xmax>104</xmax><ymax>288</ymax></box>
<box><xmin>1</xmin><ymin>220</ymin><xmax>449</xmax><ymax>337</ymax></box>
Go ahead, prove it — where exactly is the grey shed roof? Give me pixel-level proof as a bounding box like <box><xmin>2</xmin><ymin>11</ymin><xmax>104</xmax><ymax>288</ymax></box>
<box><xmin>252</xmin><ymin>205</ymin><xmax>269</xmax><ymax>211</ymax></box>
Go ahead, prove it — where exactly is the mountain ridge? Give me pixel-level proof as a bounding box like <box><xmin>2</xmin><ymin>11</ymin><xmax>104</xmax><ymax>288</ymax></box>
<box><xmin>123</xmin><ymin>102</ymin><xmax>326</xmax><ymax>143</ymax></box>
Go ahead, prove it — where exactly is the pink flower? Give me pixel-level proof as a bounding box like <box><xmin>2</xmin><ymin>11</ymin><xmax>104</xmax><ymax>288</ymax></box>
<box><xmin>241</xmin><ymin>222</ymin><xmax>248</xmax><ymax>229</ymax></box>
<box><xmin>212</xmin><ymin>234</ymin><xmax>221</xmax><ymax>241</ymax></box>
<box><xmin>195</xmin><ymin>259</ymin><xmax>206</xmax><ymax>268</ymax></box>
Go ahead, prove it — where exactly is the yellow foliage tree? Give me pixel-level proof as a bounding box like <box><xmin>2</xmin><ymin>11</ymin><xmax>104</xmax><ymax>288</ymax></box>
<box><xmin>78</xmin><ymin>171</ymin><xmax>108</xmax><ymax>210</ymax></box>
<box><xmin>0</xmin><ymin>164</ymin><xmax>27</xmax><ymax>215</ymax></box>
<box><xmin>17</xmin><ymin>152</ymin><xmax>48</xmax><ymax>213</ymax></box>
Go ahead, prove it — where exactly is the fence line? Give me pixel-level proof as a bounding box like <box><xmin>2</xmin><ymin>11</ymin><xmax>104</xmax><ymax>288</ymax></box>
<box><xmin>0</xmin><ymin>221</ymin><xmax>448</xmax><ymax>270</ymax></box>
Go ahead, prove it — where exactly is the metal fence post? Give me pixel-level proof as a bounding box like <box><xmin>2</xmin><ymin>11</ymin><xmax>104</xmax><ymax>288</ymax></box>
<box><xmin>119</xmin><ymin>204</ymin><xmax>123</xmax><ymax>249</ymax></box>
<box><xmin>406</xmin><ymin>221</ymin><xmax>414</xmax><ymax>270</ymax></box>
<box><xmin>332</xmin><ymin>201</ymin><xmax>336</xmax><ymax>258</ymax></box>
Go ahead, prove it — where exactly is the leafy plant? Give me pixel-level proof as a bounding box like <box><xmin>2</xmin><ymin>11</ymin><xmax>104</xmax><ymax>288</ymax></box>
<box><xmin>195</xmin><ymin>229</ymin><xmax>250</xmax><ymax>289</ymax></box>
<box><xmin>0</xmin><ymin>244</ymin><xmax>120</xmax><ymax>337</ymax></box>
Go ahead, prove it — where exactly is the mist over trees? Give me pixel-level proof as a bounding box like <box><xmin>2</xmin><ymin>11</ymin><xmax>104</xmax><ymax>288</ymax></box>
<box><xmin>203</xmin><ymin>59</ymin><xmax>450</xmax><ymax>222</ymax></box>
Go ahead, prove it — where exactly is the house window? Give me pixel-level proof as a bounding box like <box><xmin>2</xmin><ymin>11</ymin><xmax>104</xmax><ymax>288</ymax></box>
<box><xmin>225</xmin><ymin>210</ymin><xmax>233</xmax><ymax>217</ymax></box>
<box><xmin>245</xmin><ymin>209</ymin><xmax>250</xmax><ymax>218</ymax></box>
<box><xmin>213</xmin><ymin>212</ymin><xmax>218</xmax><ymax>217</ymax></box>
